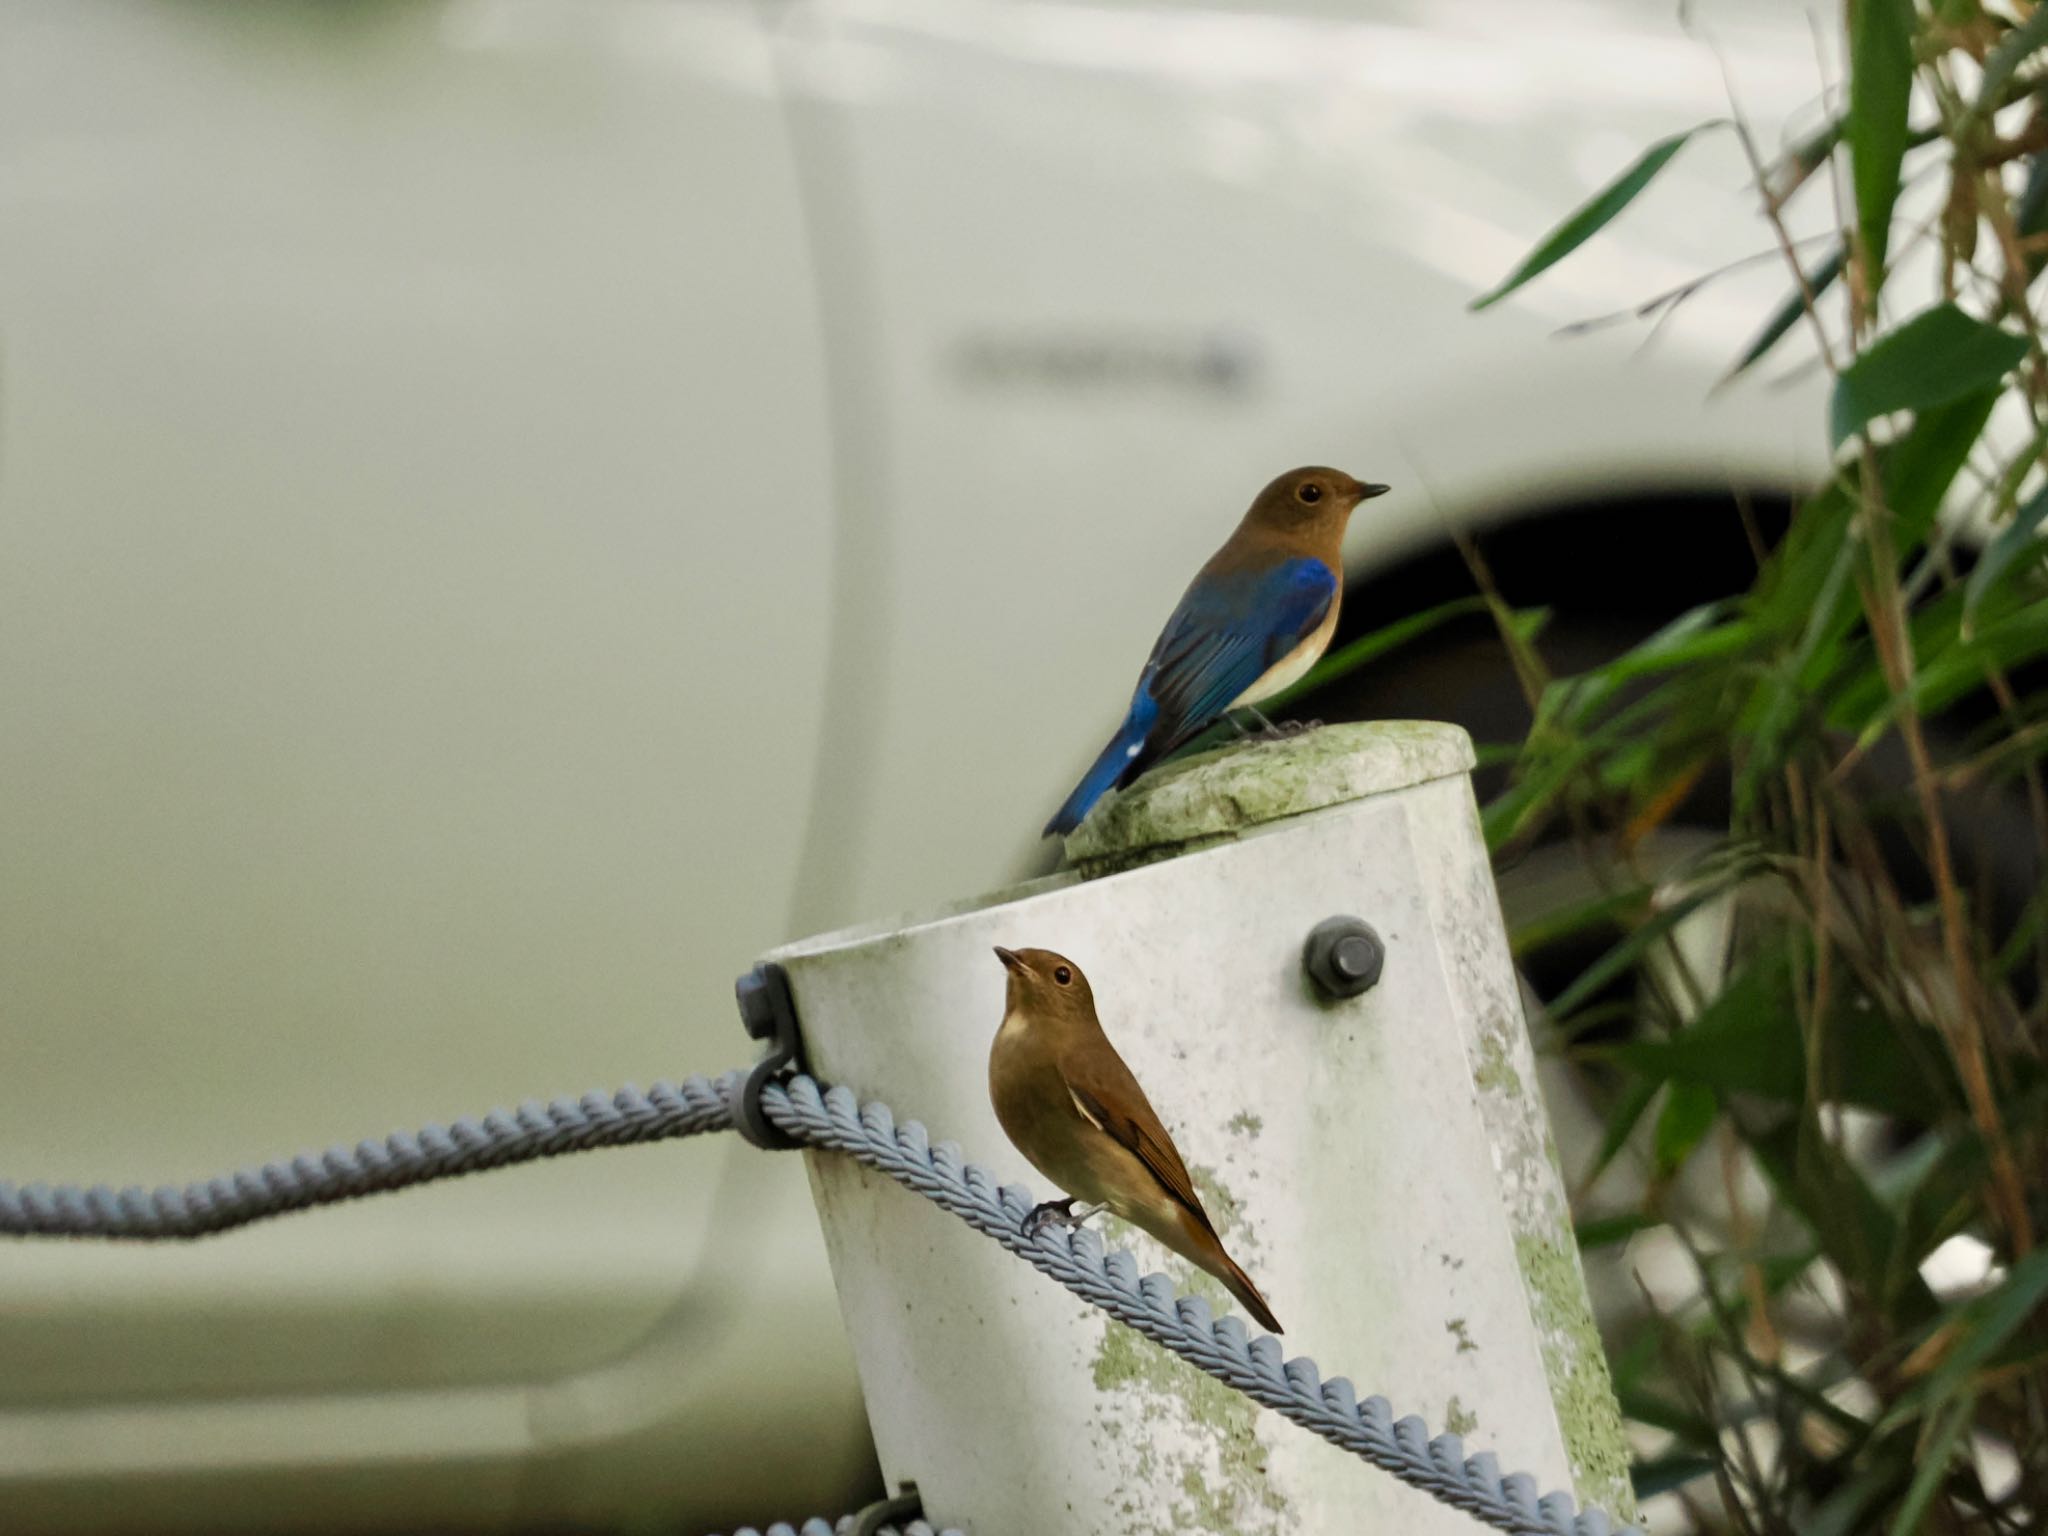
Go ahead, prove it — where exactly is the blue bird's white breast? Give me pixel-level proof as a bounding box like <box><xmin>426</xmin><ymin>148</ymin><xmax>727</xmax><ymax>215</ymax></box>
<box><xmin>1230</xmin><ymin>599</ymin><xmax>1339</xmax><ymax>709</ymax></box>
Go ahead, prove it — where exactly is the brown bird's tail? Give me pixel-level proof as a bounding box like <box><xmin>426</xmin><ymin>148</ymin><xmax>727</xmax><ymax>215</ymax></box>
<box><xmin>1213</xmin><ymin>1249</ymin><xmax>1284</xmax><ymax>1336</ymax></box>
<box><xmin>1148</xmin><ymin>1201</ymin><xmax>1285</xmax><ymax>1334</ymax></box>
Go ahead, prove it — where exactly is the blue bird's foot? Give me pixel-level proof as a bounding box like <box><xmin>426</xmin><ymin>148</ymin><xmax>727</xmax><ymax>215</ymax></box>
<box><xmin>1241</xmin><ymin>709</ymin><xmax>1317</xmax><ymax>739</ymax></box>
<box><xmin>1236</xmin><ymin>706</ymin><xmax>1281</xmax><ymax>738</ymax></box>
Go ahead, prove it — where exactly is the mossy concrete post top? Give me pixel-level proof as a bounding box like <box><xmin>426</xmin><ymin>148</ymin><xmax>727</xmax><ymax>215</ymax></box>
<box><xmin>768</xmin><ymin>719</ymin><xmax>1633</xmax><ymax>1535</ymax></box>
<box><xmin>1062</xmin><ymin>720</ymin><xmax>1478</xmax><ymax>872</ymax></box>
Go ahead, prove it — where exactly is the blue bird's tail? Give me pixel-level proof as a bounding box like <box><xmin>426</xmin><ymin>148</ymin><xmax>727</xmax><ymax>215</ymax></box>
<box><xmin>1043</xmin><ymin>716</ymin><xmax>1151</xmax><ymax>839</ymax></box>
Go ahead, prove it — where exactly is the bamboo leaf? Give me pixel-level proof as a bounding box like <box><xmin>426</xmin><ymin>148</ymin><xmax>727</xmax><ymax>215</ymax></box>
<box><xmin>1879</xmin><ymin>386</ymin><xmax>2003</xmax><ymax>550</ymax></box>
<box><xmin>1737</xmin><ymin>525</ymin><xmax>1859</xmax><ymax>813</ymax></box>
<box><xmin>1614</xmin><ymin>1383</ymin><xmax>1718</xmax><ymax>1445</ymax></box>
<box><xmin>1774</xmin><ymin>387</ymin><xmax>1999</xmax><ymax>769</ymax></box>
<box><xmin>1541</xmin><ymin>882</ymin><xmax>1733</xmax><ymax>1024</ymax></box>
<box><xmin>1747</xmin><ymin>1120</ymin><xmax>1935</xmax><ymax>1316</ymax></box>
<box><xmin>1576</xmin><ymin>1211</ymin><xmax>1663</xmax><ymax>1250</ymax></box>
<box><xmin>1275</xmin><ymin>596</ymin><xmax>1492</xmax><ymax>709</ymax></box>
<box><xmin>1829</xmin><ymin>305</ymin><xmax>2025</xmax><ymax>448</ymax></box>
<box><xmin>1579</xmin><ymin>1071</ymin><xmax>1661</xmax><ymax>1189</ymax></box>
<box><xmin>1612</xmin><ymin>949</ymin><xmax>1802</xmax><ymax>1099</ymax></box>
<box><xmin>1837</xmin><ymin>592</ymin><xmax>2048</xmax><ymax>728</ymax></box>
<box><xmin>1893</xmin><ymin>1246</ymin><xmax>2048</xmax><ymax>1429</ymax></box>
<box><xmin>1804</xmin><ymin>1460</ymin><xmax>1909</xmax><ymax>1536</ymax></box>
<box><xmin>1888</xmin><ymin>1393</ymin><xmax>1975</xmax><ymax>1535</ymax></box>
<box><xmin>1753</xmin><ymin>477</ymin><xmax>1854</xmax><ymax>633</ymax></box>
<box><xmin>1605</xmin><ymin>602</ymin><xmax>1748</xmax><ymax>677</ymax></box>
<box><xmin>1471</xmin><ymin>127</ymin><xmax>1717</xmax><ymax>311</ymax></box>
<box><xmin>1848</xmin><ymin>0</ymin><xmax>1916</xmax><ymax>287</ymax></box>
<box><xmin>1653</xmin><ymin>1081</ymin><xmax>1718</xmax><ymax>1175</ymax></box>
<box><xmin>1975</xmin><ymin>4</ymin><xmax>2048</xmax><ymax>116</ymax></box>
<box><xmin>1484</xmin><ymin>736</ymin><xmax>1594</xmax><ymax>850</ymax></box>
<box><xmin>2020</xmin><ymin>138</ymin><xmax>2048</xmax><ymax>245</ymax></box>
<box><xmin>1618</xmin><ymin>942</ymin><xmax>1955</xmax><ymax>1120</ymax></box>
<box><xmin>1725</xmin><ymin>245</ymin><xmax>1844</xmax><ymax>381</ymax></box>
<box><xmin>1511</xmin><ymin>882</ymin><xmax>1652</xmax><ymax>958</ymax></box>
<box><xmin>1910</xmin><ymin>602</ymin><xmax>2048</xmax><ymax>713</ymax></box>
<box><xmin>1630</xmin><ymin>1453</ymin><xmax>1717</xmax><ymax>1500</ymax></box>
<box><xmin>1964</xmin><ymin>482</ymin><xmax>2048</xmax><ymax>620</ymax></box>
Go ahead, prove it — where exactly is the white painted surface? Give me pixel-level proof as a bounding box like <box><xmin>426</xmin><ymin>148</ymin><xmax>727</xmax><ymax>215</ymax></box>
<box><xmin>775</xmin><ymin>727</ymin><xmax>1615</xmax><ymax>1533</ymax></box>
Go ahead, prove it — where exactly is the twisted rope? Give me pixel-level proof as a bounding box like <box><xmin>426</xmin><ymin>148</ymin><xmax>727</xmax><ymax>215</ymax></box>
<box><xmin>0</xmin><ymin>1077</ymin><xmax>736</xmax><ymax>1238</ymax></box>
<box><xmin>0</xmin><ymin>1070</ymin><xmax>1640</xmax><ymax>1536</ymax></box>
<box><xmin>727</xmin><ymin>1519</ymin><xmax>953</xmax><ymax>1536</ymax></box>
<box><xmin>762</xmin><ymin>1076</ymin><xmax>1634</xmax><ymax>1536</ymax></box>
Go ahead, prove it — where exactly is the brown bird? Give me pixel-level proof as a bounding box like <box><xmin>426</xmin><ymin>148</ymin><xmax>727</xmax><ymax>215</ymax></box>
<box><xmin>1043</xmin><ymin>466</ymin><xmax>1390</xmax><ymax>837</ymax></box>
<box><xmin>987</xmin><ymin>945</ymin><xmax>1283</xmax><ymax>1334</ymax></box>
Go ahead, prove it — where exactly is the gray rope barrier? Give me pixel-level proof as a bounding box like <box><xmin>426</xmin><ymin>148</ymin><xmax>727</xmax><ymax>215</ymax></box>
<box><xmin>0</xmin><ymin>1069</ymin><xmax>1641</xmax><ymax>1536</ymax></box>
<box><xmin>0</xmin><ymin>1077</ymin><xmax>736</xmax><ymax>1238</ymax></box>
<box><xmin>729</xmin><ymin>1518</ymin><xmax>951</xmax><ymax>1536</ymax></box>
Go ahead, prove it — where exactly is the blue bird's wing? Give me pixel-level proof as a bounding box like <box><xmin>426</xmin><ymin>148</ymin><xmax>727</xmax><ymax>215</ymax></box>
<box><xmin>1138</xmin><ymin>556</ymin><xmax>1336</xmax><ymax>752</ymax></box>
<box><xmin>1041</xmin><ymin>554</ymin><xmax>1335</xmax><ymax>839</ymax></box>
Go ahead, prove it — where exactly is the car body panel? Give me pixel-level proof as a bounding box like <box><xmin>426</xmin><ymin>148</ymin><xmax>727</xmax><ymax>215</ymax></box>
<box><xmin>0</xmin><ymin>1</ymin><xmax>868</xmax><ymax>1527</ymax></box>
<box><xmin>0</xmin><ymin>0</ymin><xmax>1827</xmax><ymax>1527</ymax></box>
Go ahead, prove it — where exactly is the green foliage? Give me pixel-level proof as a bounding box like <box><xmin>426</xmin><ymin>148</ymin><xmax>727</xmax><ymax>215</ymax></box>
<box><xmin>1968</xmin><ymin>483</ymin><xmax>2048</xmax><ymax>619</ymax></box>
<box><xmin>1828</xmin><ymin>304</ymin><xmax>2028</xmax><ymax>447</ymax></box>
<box><xmin>1270</xmin><ymin>596</ymin><xmax>1504</xmax><ymax>710</ymax></box>
<box><xmin>1849</xmin><ymin>0</ymin><xmax>1916</xmax><ymax>285</ymax></box>
<box><xmin>1728</xmin><ymin>245</ymin><xmax>1845</xmax><ymax>380</ymax></box>
<box><xmin>1469</xmin><ymin>127</ymin><xmax>1719</xmax><ymax>311</ymax></box>
<box><xmin>1975</xmin><ymin>6</ymin><xmax>2048</xmax><ymax>114</ymax></box>
<box><xmin>1470</xmin><ymin>3</ymin><xmax>2048</xmax><ymax>1529</ymax></box>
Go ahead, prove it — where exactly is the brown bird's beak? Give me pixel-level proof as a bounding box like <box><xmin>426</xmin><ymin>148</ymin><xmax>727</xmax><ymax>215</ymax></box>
<box><xmin>1358</xmin><ymin>482</ymin><xmax>1392</xmax><ymax>501</ymax></box>
<box><xmin>994</xmin><ymin>946</ymin><xmax>1026</xmax><ymax>974</ymax></box>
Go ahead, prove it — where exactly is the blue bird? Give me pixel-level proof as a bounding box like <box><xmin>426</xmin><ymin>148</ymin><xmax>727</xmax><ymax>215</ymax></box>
<box><xmin>1044</xmin><ymin>466</ymin><xmax>1389</xmax><ymax>839</ymax></box>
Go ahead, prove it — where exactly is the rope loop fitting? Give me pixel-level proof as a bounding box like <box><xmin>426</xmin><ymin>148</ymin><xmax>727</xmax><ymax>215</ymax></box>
<box><xmin>729</xmin><ymin>961</ymin><xmax>805</xmax><ymax>1150</ymax></box>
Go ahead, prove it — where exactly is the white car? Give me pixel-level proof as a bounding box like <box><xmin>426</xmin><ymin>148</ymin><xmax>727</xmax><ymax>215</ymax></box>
<box><xmin>0</xmin><ymin>0</ymin><xmax>1826</xmax><ymax>1530</ymax></box>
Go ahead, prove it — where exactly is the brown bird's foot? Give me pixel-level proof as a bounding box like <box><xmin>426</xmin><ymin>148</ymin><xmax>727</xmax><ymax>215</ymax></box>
<box><xmin>1274</xmin><ymin>718</ymin><xmax>1319</xmax><ymax>736</ymax></box>
<box><xmin>1022</xmin><ymin>1198</ymin><xmax>1094</xmax><ymax>1237</ymax></box>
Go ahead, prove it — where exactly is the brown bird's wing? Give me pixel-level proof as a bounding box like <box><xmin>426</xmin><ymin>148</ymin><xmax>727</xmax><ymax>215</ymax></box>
<box><xmin>1062</xmin><ymin>1052</ymin><xmax>1217</xmax><ymax>1238</ymax></box>
<box><xmin>1064</xmin><ymin>1032</ymin><xmax>1286</xmax><ymax>1335</ymax></box>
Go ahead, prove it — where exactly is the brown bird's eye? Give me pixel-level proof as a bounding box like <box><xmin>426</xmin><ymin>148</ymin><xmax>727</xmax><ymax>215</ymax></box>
<box><xmin>1297</xmin><ymin>482</ymin><xmax>1324</xmax><ymax>504</ymax></box>
<box><xmin>1053</xmin><ymin>965</ymin><xmax>1072</xmax><ymax>985</ymax></box>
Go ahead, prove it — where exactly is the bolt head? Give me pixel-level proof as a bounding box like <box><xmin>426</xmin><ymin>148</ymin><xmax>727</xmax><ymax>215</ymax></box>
<box><xmin>1302</xmin><ymin>916</ymin><xmax>1384</xmax><ymax>1001</ymax></box>
<box><xmin>1332</xmin><ymin>935</ymin><xmax>1376</xmax><ymax>980</ymax></box>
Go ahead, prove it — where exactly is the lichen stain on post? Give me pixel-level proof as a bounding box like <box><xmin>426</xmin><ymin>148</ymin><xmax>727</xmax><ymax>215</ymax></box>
<box><xmin>1472</xmin><ymin>1033</ymin><xmax>1522</xmax><ymax>1096</ymax></box>
<box><xmin>1515</xmin><ymin>1233</ymin><xmax>1635</xmax><ymax>1519</ymax></box>
<box><xmin>1187</xmin><ymin>1164</ymin><xmax>1260</xmax><ymax>1261</ymax></box>
<box><xmin>1065</xmin><ymin>721</ymin><xmax>1478</xmax><ymax>874</ymax></box>
<box><xmin>1087</xmin><ymin>1157</ymin><xmax>1286</xmax><ymax>1536</ymax></box>
<box><xmin>1091</xmin><ymin>1318</ymin><xmax>1287</xmax><ymax>1536</ymax></box>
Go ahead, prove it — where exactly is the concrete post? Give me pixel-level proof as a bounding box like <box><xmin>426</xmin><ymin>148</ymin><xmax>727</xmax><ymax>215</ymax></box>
<box><xmin>766</xmin><ymin>723</ymin><xmax>1632</xmax><ymax>1535</ymax></box>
